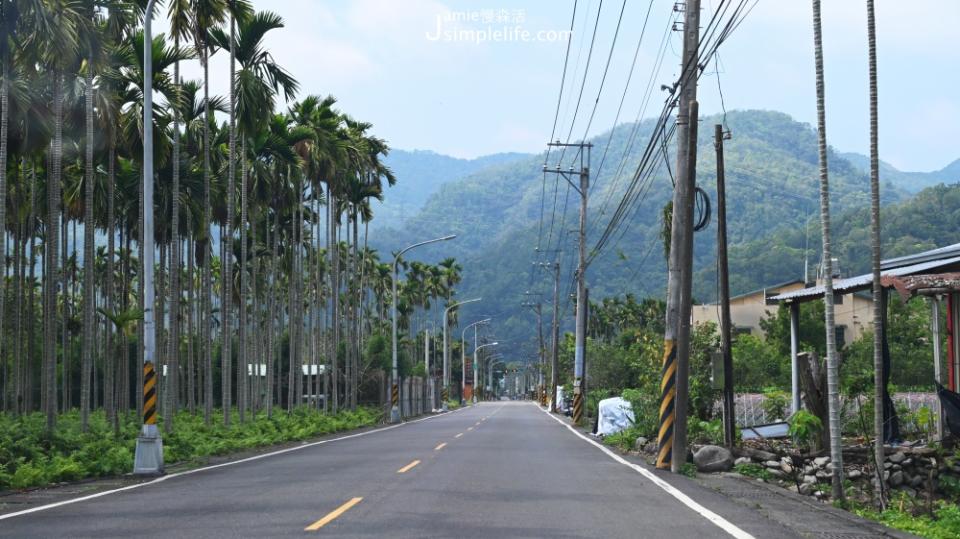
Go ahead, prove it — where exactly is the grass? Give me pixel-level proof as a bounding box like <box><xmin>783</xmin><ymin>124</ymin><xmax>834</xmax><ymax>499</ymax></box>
<box><xmin>0</xmin><ymin>407</ymin><xmax>382</xmax><ymax>491</ymax></box>
<box><xmin>734</xmin><ymin>462</ymin><xmax>775</xmax><ymax>482</ymax></box>
<box><xmin>853</xmin><ymin>497</ymin><xmax>960</xmax><ymax>539</ymax></box>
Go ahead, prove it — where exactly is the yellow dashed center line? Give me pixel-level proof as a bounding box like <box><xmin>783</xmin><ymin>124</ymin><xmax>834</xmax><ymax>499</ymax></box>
<box><xmin>305</xmin><ymin>497</ymin><xmax>363</xmax><ymax>531</ymax></box>
<box><xmin>455</xmin><ymin>433</ymin><xmax>464</xmax><ymax>438</ymax></box>
<box><xmin>397</xmin><ymin>460</ymin><xmax>421</xmax><ymax>473</ymax></box>
<box><xmin>434</xmin><ymin>442</ymin><xmax>447</xmax><ymax>450</ymax></box>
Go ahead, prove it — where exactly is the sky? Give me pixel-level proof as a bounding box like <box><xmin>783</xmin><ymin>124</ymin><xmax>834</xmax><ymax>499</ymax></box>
<box><xmin>157</xmin><ymin>0</ymin><xmax>960</xmax><ymax>172</ymax></box>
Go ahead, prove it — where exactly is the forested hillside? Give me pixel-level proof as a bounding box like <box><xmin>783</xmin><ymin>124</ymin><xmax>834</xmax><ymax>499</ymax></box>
<box><xmin>374</xmin><ymin>110</ymin><xmax>918</xmax><ymax>350</ymax></box>
<box><xmin>371</xmin><ymin>150</ymin><xmax>531</xmax><ymax>229</ymax></box>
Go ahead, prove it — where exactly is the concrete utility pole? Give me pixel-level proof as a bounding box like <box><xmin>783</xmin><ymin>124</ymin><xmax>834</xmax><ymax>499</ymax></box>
<box><xmin>523</xmin><ymin>294</ymin><xmax>546</xmax><ymax>405</ymax></box>
<box><xmin>134</xmin><ymin>0</ymin><xmax>162</xmax><ymax>475</ymax></box>
<box><xmin>425</xmin><ymin>328</ymin><xmax>432</xmax><ymax>410</ymax></box>
<box><xmin>659</xmin><ymin>0</ymin><xmax>701</xmax><ymax>473</ymax></box>
<box><xmin>544</xmin><ymin>141</ymin><xmax>591</xmax><ymax>424</ymax></box>
<box><xmin>549</xmin><ymin>262</ymin><xmax>561</xmax><ymax>411</ymax></box>
<box><xmin>715</xmin><ymin>124</ymin><xmax>735</xmax><ymax>449</ymax></box>
<box><xmin>391</xmin><ymin>235</ymin><xmax>456</xmax><ymax>423</ymax></box>
<box><xmin>443</xmin><ymin>302</ymin><xmax>481</xmax><ymax>410</ymax></box>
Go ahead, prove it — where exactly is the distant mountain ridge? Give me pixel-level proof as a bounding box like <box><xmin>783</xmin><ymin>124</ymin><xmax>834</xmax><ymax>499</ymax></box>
<box><xmin>372</xmin><ymin>149</ymin><xmax>532</xmax><ymax>229</ymax></box>
<box><xmin>839</xmin><ymin>152</ymin><xmax>960</xmax><ymax>193</ymax></box>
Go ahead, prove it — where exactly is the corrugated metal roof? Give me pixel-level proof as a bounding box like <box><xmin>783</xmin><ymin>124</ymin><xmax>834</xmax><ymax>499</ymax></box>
<box><xmin>771</xmin><ymin>255</ymin><xmax>960</xmax><ymax>303</ymax></box>
<box><xmin>882</xmin><ymin>242</ymin><xmax>960</xmax><ymax>270</ymax></box>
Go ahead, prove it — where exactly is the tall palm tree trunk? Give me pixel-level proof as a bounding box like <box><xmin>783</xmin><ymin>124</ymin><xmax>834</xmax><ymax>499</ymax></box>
<box><xmin>222</xmin><ymin>14</ymin><xmax>236</xmax><ymax>426</ymax></box>
<box><xmin>0</xmin><ymin>63</ymin><xmax>8</xmax><ymax>404</ymax></box>
<box><xmin>106</xmin><ymin>146</ymin><xmax>116</xmax><ymax>432</ymax></box>
<box><xmin>166</xmin><ymin>58</ymin><xmax>181</xmax><ymax>432</ymax></box>
<box><xmin>811</xmin><ymin>0</ymin><xmax>844</xmax><ymax>502</ymax></box>
<box><xmin>329</xmin><ymin>189</ymin><xmax>338</xmax><ymax>412</ymax></box>
<box><xmin>45</xmin><ymin>72</ymin><xmax>64</xmax><ymax>431</ymax></box>
<box><xmin>239</xmin><ymin>138</ymin><xmax>249</xmax><ymax>421</ymax></box>
<box><xmin>202</xmin><ymin>45</ymin><xmax>214</xmax><ymax>424</ymax></box>
<box><xmin>866</xmin><ymin>0</ymin><xmax>886</xmax><ymax>509</ymax></box>
<box><xmin>81</xmin><ymin>61</ymin><xmax>94</xmax><ymax>431</ymax></box>
<box><xmin>266</xmin><ymin>206</ymin><xmax>278</xmax><ymax>417</ymax></box>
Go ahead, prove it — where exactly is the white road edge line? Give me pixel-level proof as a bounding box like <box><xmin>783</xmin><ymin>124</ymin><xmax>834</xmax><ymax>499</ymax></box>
<box><xmin>538</xmin><ymin>405</ymin><xmax>755</xmax><ymax>539</ymax></box>
<box><xmin>0</xmin><ymin>408</ymin><xmax>465</xmax><ymax>522</ymax></box>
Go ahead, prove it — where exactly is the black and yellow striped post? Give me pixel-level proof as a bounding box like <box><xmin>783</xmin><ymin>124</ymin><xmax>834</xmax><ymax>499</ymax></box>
<box><xmin>656</xmin><ymin>340</ymin><xmax>677</xmax><ymax>469</ymax></box>
<box><xmin>441</xmin><ymin>387</ymin><xmax>448</xmax><ymax>405</ymax></box>
<box><xmin>143</xmin><ymin>362</ymin><xmax>158</xmax><ymax>426</ymax></box>
<box><xmin>391</xmin><ymin>383</ymin><xmax>400</xmax><ymax>414</ymax></box>
<box><xmin>572</xmin><ymin>379</ymin><xmax>584</xmax><ymax>424</ymax></box>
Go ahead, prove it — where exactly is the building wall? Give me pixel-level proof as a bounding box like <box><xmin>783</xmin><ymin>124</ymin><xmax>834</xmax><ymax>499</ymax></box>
<box><xmin>691</xmin><ymin>282</ymin><xmax>872</xmax><ymax>344</ymax></box>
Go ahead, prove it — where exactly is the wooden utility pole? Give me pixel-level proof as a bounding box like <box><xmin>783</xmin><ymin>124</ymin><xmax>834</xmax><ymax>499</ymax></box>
<box><xmin>659</xmin><ymin>0</ymin><xmax>701</xmax><ymax>473</ymax></box>
<box><xmin>715</xmin><ymin>124</ymin><xmax>735</xmax><ymax>448</ymax></box>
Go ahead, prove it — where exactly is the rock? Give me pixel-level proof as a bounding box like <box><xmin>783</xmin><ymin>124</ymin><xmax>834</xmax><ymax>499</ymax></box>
<box><xmin>764</xmin><ymin>460</ymin><xmax>781</xmax><ymax>469</ymax></box>
<box><xmin>799</xmin><ymin>483</ymin><xmax>815</xmax><ymax>496</ymax></box>
<box><xmin>888</xmin><ymin>452</ymin><xmax>906</xmax><ymax>464</ymax></box>
<box><xmin>909</xmin><ymin>475</ymin><xmax>925</xmax><ymax>488</ymax></box>
<box><xmin>693</xmin><ymin>445</ymin><xmax>734</xmax><ymax>473</ymax></box>
<box><xmin>899</xmin><ymin>487</ymin><xmax>917</xmax><ymax>498</ymax></box>
<box><xmin>780</xmin><ymin>463</ymin><xmax>794</xmax><ymax>474</ymax></box>
<box><xmin>803</xmin><ymin>475</ymin><xmax>817</xmax><ymax>485</ymax></box>
<box><xmin>734</xmin><ymin>457</ymin><xmax>751</xmax><ymax>466</ymax></box>
<box><xmin>643</xmin><ymin>442</ymin><xmax>658</xmax><ymax>454</ymax></box>
<box><xmin>848</xmin><ymin>469</ymin><xmax>862</xmax><ymax>480</ymax></box>
<box><xmin>902</xmin><ymin>458</ymin><xmax>913</xmax><ymax>467</ymax></box>
<box><xmin>883</xmin><ymin>462</ymin><xmax>893</xmax><ymax>470</ymax></box>
<box><xmin>634</xmin><ymin>436</ymin><xmax>649</xmax><ymax>451</ymax></box>
<box><xmin>768</xmin><ymin>469</ymin><xmax>786</xmax><ymax>479</ymax></box>
<box><xmin>890</xmin><ymin>470</ymin><xmax>904</xmax><ymax>487</ymax></box>
<box><xmin>814</xmin><ymin>456</ymin><xmax>831</xmax><ymax>468</ymax></box>
<box><xmin>883</xmin><ymin>470</ymin><xmax>890</xmax><ymax>481</ymax></box>
<box><xmin>740</xmin><ymin>448</ymin><xmax>777</xmax><ymax>462</ymax></box>
<box><xmin>816</xmin><ymin>470</ymin><xmax>831</xmax><ymax>480</ymax></box>
<box><xmin>803</xmin><ymin>465</ymin><xmax>816</xmax><ymax>475</ymax></box>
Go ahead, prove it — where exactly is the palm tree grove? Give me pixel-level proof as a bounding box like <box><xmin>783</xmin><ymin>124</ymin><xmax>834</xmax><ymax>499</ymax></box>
<box><xmin>1</xmin><ymin>1</ymin><xmax>959</xmax><ymax>538</ymax></box>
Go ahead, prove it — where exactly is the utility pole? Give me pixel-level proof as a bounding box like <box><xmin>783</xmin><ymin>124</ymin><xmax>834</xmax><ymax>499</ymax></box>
<box><xmin>715</xmin><ymin>124</ymin><xmax>735</xmax><ymax>448</ymax></box>
<box><xmin>425</xmin><ymin>328</ymin><xmax>432</xmax><ymax>410</ymax></box>
<box><xmin>523</xmin><ymin>293</ymin><xmax>546</xmax><ymax>405</ymax></box>
<box><xmin>659</xmin><ymin>0</ymin><xmax>701</xmax><ymax>473</ymax></box>
<box><xmin>544</xmin><ymin>141</ymin><xmax>590</xmax><ymax>425</ymax></box>
<box><xmin>134</xmin><ymin>0</ymin><xmax>162</xmax><ymax>475</ymax></box>
<box><xmin>550</xmin><ymin>262</ymin><xmax>561</xmax><ymax>412</ymax></box>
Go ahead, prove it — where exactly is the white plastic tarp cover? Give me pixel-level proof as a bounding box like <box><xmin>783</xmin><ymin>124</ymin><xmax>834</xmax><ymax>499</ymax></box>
<box><xmin>555</xmin><ymin>386</ymin><xmax>566</xmax><ymax>412</ymax></box>
<box><xmin>597</xmin><ymin>397</ymin><xmax>635</xmax><ymax>436</ymax></box>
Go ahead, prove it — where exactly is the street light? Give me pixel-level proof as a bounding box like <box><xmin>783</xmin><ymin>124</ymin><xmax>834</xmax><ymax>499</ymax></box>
<box><xmin>461</xmin><ymin>318</ymin><xmax>490</xmax><ymax>405</ymax></box>
<box><xmin>134</xmin><ymin>0</ymin><xmax>162</xmax><ymax>476</ymax></box>
<box><xmin>391</xmin><ymin>235</ymin><xmax>456</xmax><ymax>423</ymax></box>
<box><xmin>473</xmin><ymin>342</ymin><xmax>499</xmax><ymax>404</ymax></box>
<box><xmin>442</xmin><ymin>302</ymin><xmax>482</xmax><ymax>411</ymax></box>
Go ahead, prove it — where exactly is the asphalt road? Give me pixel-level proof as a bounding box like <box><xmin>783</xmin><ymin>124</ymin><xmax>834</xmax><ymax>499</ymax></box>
<box><xmin>0</xmin><ymin>402</ymin><xmax>805</xmax><ymax>538</ymax></box>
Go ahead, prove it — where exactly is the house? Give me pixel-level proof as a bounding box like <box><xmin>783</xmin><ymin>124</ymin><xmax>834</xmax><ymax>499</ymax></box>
<box><xmin>691</xmin><ymin>279</ymin><xmax>873</xmax><ymax>345</ymax></box>
<box><xmin>770</xmin><ymin>243</ymin><xmax>960</xmax><ymax>440</ymax></box>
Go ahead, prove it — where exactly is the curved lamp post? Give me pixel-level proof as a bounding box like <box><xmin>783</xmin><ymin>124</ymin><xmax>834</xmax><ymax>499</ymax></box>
<box><xmin>391</xmin><ymin>235</ymin><xmax>456</xmax><ymax>423</ymax></box>
<box><xmin>441</xmin><ymin>302</ymin><xmax>481</xmax><ymax>410</ymax></box>
<box><xmin>473</xmin><ymin>342</ymin><xmax>498</xmax><ymax>404</ymax></box>
<box><xmin>460</xmin><ymin>318</ymin><xmax>490</xmax><ymax>405</ymax></box>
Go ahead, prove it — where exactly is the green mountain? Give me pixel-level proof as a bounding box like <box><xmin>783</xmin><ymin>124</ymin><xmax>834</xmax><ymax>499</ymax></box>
<box><xmin>372</xmin><ymin>110</ymin><xmax>914</xmax><ymax>351</ymax></box>
<box><xmin>840</xmin><ymin>152</ymin><xmax>960</xmax><ymax>193</ymax></box>
<box><xmin>372</xmin><ymin>149</ymin><xmax>531</xmax><ymax>229</ymax></box>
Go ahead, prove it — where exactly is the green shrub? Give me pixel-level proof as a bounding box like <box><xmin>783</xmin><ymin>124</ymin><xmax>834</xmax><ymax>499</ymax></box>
<box><xmin>0</xmin><ymin>407</ymin><xmax>383</xmax><ymax>491</ymax></box>
<box><xmin>734</xmin><ymin>462</ymin><xmax>773</xmax><ymax>481</ymax></box>
<box><xmin>788</xmin><ymin>409</ymin><xmax>822</xmax><ymax>453</ymax></box>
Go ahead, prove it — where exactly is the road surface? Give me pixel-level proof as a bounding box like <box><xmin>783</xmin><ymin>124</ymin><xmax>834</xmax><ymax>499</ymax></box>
<box><xmin>1</xmin><ymin>402</ymin><xmax>806</xmax><ymax>538</ymax></box>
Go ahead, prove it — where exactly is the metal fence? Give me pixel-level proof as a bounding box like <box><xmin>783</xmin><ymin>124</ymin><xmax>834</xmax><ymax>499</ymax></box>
<box><xmin>723</xmin><ymin>392</ymin><xmax>938</xmax><ymax>429</ymax></box>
